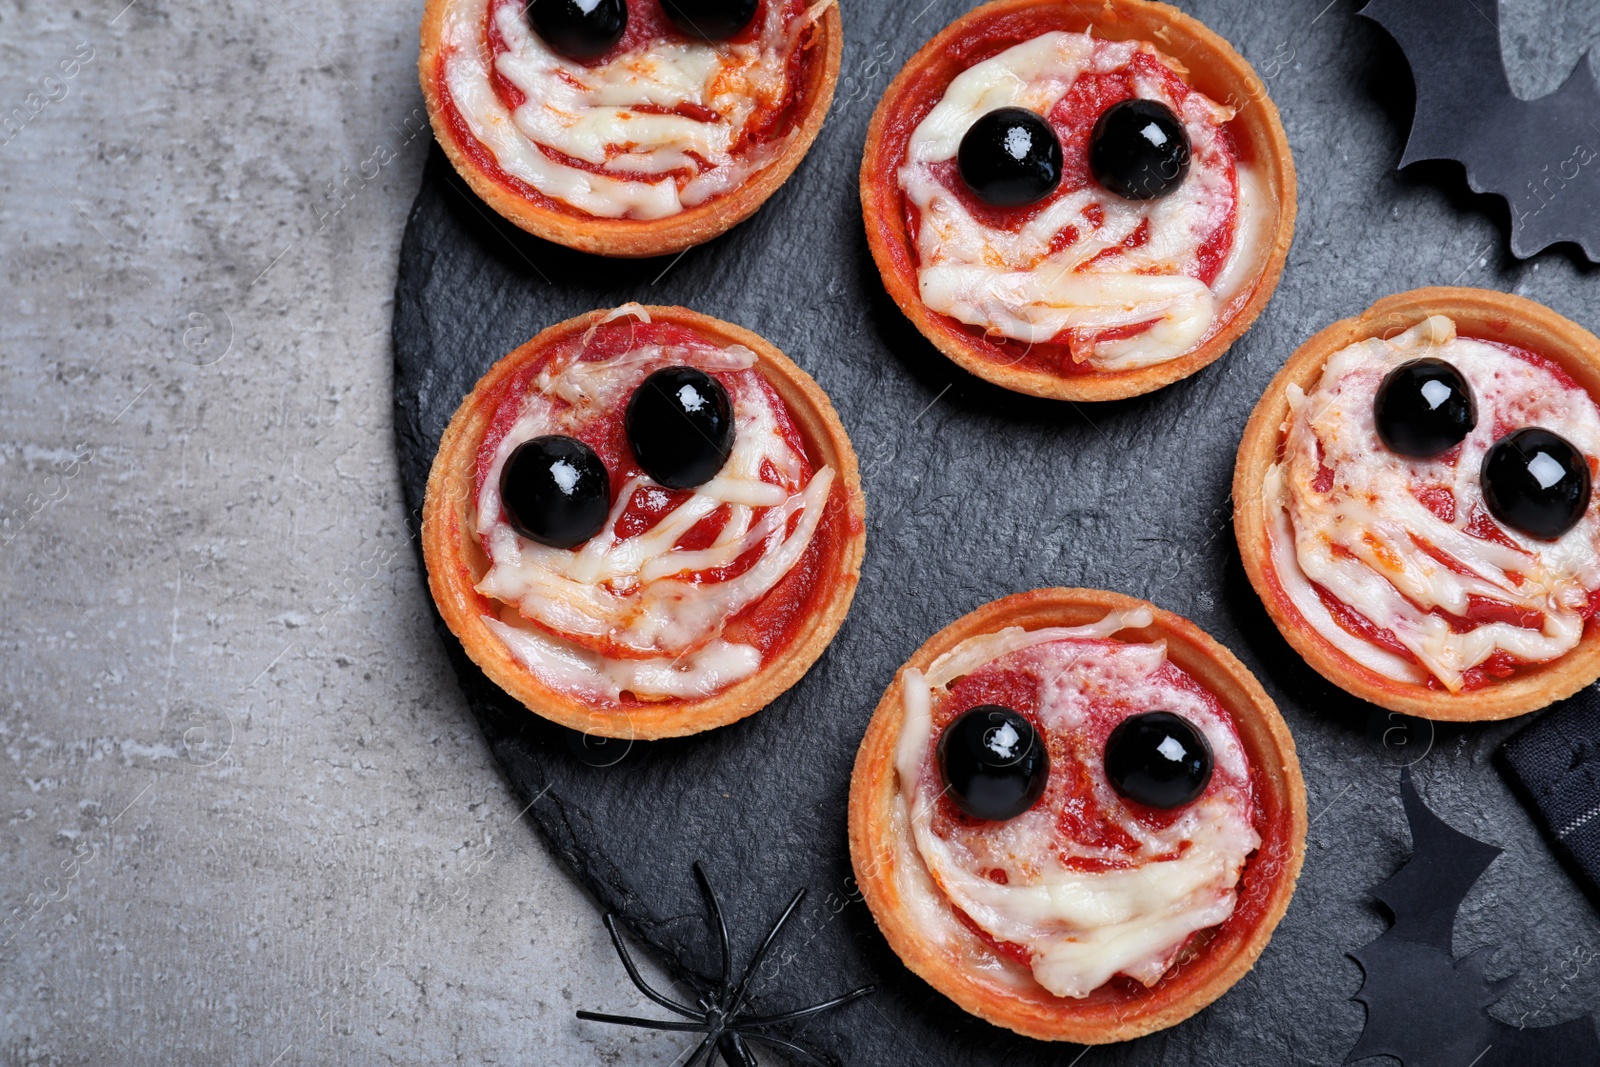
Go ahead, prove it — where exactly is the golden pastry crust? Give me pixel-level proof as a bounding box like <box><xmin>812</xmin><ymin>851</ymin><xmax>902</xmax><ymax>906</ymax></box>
<box><xmin>422</xmin><ymin>306</ymin><xmax>866</xmax><ymax>739</ymax></box>
<box><xmin>847</xmin><ymin>588</ymin><xmax>1306</xmax><ymax>1044</ymax></box>
<box><xmin>419</xmin><ymin>0</ymin><xmax>843</xmax><ymax>259</ymax></box>
<box><xmin>859</xmin><ymin>0</ymin><xmax>1296</xmax><ymax>402</ymax></box>
<box><xmin>1234</xmin><ymin>287</ymin><xmax>1600</xmax><ymax>722</ymax></box>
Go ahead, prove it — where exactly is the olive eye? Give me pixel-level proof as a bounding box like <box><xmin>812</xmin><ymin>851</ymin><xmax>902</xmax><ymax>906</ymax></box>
<box><xmin>1104</xmin><ymin>711</ymin><xmax>1213</xmax><ymax>809</ymax></box>
<box><xmin>1088</xmin><ymin>98</ymin><xmax>1190</xmax><ymax>201</ymax></box>
<box><xmin>1374</xmin><ymin>358</ymin><xmax>1477</xmax><ymax>458</ymax></box>
<box><xmin>625</xmin><ymin>367</ymin><xmax>735</xmax><ymax>490</ymax></box>
<box><xmin>936</xmin><ymin>705</ymin><xmax>1050</xmax><ymax>821</ymax></box>
<box><xmin>527</xmin><ymin>0</ymin><xmax>628</xmax><ymax>60</ymax></box>
<box><xmin>500</xmin><ymin>435</ymin><xmax>612</xmax><ymax>549</ymax></box>
<box><xmin>1481</xmin><ymin>427</ymin><xmax>1592</xmax><ymax>540</ymax></box>
<box><xmin>957</xmin><ymin>107</ymin><xmax>1064</xmax><ymax>207</ymax></box>
<box><xmin>662</xmin><ymin>0</ymin><xmax>759</xmax><ymax>40</ymax></box>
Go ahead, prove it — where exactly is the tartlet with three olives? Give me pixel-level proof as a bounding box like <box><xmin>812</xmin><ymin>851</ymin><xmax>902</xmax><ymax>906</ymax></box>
<box><xmin>422</xmin><ymin>305</ymin><xmax>865</xmax><ymax>739</ymax></box>
<box><xmin>1235</xmin><ymin>287</ymin><xmax>1600</xmax><ymax>721</ymax></box>
<box><xmin>848</xmin><ymin>588</ymin><xmax>1306</xmax><ymax>1043</ymax></box>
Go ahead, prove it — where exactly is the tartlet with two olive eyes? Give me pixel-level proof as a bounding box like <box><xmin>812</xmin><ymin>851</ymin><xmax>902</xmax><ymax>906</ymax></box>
<box><xmin>861</xmin><ymin>0</ymin><xmax>1296</xmax><ymax>402</ymax></box>
<box><xmin>420</xmin><ymin>0</ymin><xmax>842</xmax><ymax>258</ymax></box>
<box><xmin>848</xmin><ymin>587</ymin><xmax>1306</xmax><ymax>1043</ymax></box>
<box><xmin>1235</xmin><ymin>287</ymin><xmax>1600</xmax><ymax>721</ymax></box>
<box><xmin>422</xmin><ymin>305</ymin><xmax>866</xmax><ymax>739</ymax></box>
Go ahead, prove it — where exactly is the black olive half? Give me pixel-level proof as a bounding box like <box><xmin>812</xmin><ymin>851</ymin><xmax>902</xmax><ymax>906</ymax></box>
<box><xmin>1104</xmin><ymin>711</ymin><xmax>1213</xmax><ymax>809</ymax></box>
<box><xmin>500</xmin><ymin>435</ymin><xmax>612</xmax><ymax>549</ymax></box>
<box><xmin>528</xmin><ymin>0</ymin><xmax>628</xmax><ymax>60</ymax></box>
<box><xmin>1481</xmin><ymin>427</ymin><xmax>1592</xmax><ymax>540</ymax></box>
<box><xmin>937</xmin><ymin>705</ymin><xmax>1049</xmax><ymax>821</ymax></box>
<box><xmin>1089</xmin><ymin>98</ymin><xmax>1191</xmax><ymax>201</ymax></box>
<box><xmin>957</xmin><ymin>107</ymin><xmax>1064</xmax><ymax>207</ymax></box>
<box><xmin>662</xmin><ymin>0</ymin><xmax>759</xmax><ymax>40</ymax></box>
<box><xmin>625</xmin><ymin>366</ymin><xmax>735</xmax><ymax>490</ymax></box>
<box><xmin>1374</xmin><ymin>358</ymin><xmax>1477</xmax><ymax>458</ymax></box>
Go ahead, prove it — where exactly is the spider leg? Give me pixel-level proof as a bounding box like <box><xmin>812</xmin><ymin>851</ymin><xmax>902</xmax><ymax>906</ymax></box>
<box><xmin>738</xmin><ymin>1028</ymin><xmax>840</xmax><ymax>1067</ymax></box>
<box><xmin>692</xmin><ymin>861</ymin><xmax>735</xmax><ymax>997</ymax></box>
<box><xmin>725</xmin><ymin>887</ymin><xmax>806</xmax><ymax>1017</ymax></box>
<box><xmin>678</xmin><ymin>1032</ymin><xmax>715</xmax><ymax>1067</ymax></box>
<box><xmin>738</xmin><ymin>983</ymin><xmax>875</xmax><ymax>1028</ymax></box>
<box><xmin>601</xmin><ymin>913</ymin><xmax>702</xmax><ymax>1018</ymax></box>
<box><xmin>715</xmin><ymin>1031</ymin><xmax>760</xmax><ymax>1067</ymax></box>
<box><xmin>575</xmin><ymin>1010</ymin><xmax>711</xmax><ymax>1034</ymax></box>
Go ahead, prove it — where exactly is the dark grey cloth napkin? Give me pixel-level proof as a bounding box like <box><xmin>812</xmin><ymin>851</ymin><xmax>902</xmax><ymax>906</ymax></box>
<box><xmin>1499</xmin><ymin>689</ymin><xmax>1600</xmax><ymax>903</ymax></box>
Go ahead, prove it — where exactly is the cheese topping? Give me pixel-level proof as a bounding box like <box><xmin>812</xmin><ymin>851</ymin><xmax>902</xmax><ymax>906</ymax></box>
<box><xmin>894</xmin><ymin>609</ymin><xmax>1260</xmax><ymax>999</ymax></box>
<box><xmin>899</xmin><ymin>32</ymin><xmax>1275</xmax><ymax>370</ymax></box>
<box><xmin>475</xmin><ymin>312</ymin><xmax>834</xmax><ymax>702</ymax></box>
<box><xmin>1267</xmin><ymin>316</ymin><xmax>1600</xmax><ymax>690</ymax></box>
<box><xmin>439</xmin><ymin>0</ymin><xmax>827</xmax><ymax>219</ymax></box>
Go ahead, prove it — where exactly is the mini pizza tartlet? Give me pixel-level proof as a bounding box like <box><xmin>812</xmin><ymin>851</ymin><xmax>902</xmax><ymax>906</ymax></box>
<box><xmin>420</xmin><ymin>0</ymin><xmax>842</xmax><ymax>258</ymax></box>
<box><xmin>860</xmin><ymin>0</ymin><xmax>1295</xmax><ymax>401</ymax></box>
<box><xmin>1235</xmin><ymin>287</ymin><xmax>1600</xmax><ymax>721</ymax></box>
<box><xmin>423</xmin><ymin>304</ymin><xmax>865</xmax><ymax>739</ymax></box>
<box><xmin>848</xmin><ymin>588</ymin><xmax>1305</xmax><ymax>1043</ymax></box>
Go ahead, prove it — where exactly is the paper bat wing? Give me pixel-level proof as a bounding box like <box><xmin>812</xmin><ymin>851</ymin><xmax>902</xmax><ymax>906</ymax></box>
<box><xmin>1361</xmin><ymin>0</ymin><xmax>1600</xmax><ymax>259</ymax></box>
<box><xmin>1345</xmin><ymin>769</ymin><xmax>1600</xmax><ymax>1065</ymax></box>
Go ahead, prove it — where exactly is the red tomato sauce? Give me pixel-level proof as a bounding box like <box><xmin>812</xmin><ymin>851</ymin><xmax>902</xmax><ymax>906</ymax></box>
<box><xmin>470</xmin><ymin>319</ymin><xmax>846</xmax><ymax>691</ymax></box>
<box><xmin>876</xmin><ymin>12</ymin><xmax>1240</xmax><ymax>377</ymax></box>
<box><xmin>435</xmin><ymin>0</ymin><xmax>822</xmax><ymax>219</ymax></box>
<box><xmin>920</xmin><ymin>638</ymin><xmax>1261</xmax><ymax>983</ymax></box>
<box><xmin>1491</xmin><ymin>337</ymin><xmax>1582</xmax><ymax>390</ymax></box>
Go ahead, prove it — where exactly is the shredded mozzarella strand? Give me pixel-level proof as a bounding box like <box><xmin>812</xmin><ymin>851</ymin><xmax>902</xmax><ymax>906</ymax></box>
<box><xmin>1268</xmin><ymin>315</ymin><xmax>1600</xmax><ymax>690</ymax></box>
<box><xmin>440</xmin><ymin>0</ymin><xmax>826</xmax><ymax>218</ymax></box>
<box><xmin>484</xmin><ymin>614</ymin><xmax>762</xmax><ymax>703</ymax></box>
<box><xmin>475</xmin><ymin>328</ymin><xmax>833</xmax><ymax>701</ymax></box>
<box><xmin>895</xmin><ymin>612</ymin><xmax>1260</xmax><ymax>999</ymax></box>
<box><xmin>898</xmin><ymin>31</ymin><xmax>1274</xmax><ymax>369</ymax></box>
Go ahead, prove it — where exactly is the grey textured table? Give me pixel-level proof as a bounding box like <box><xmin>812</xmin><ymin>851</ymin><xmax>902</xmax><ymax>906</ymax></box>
<box><xmin>1</xmin><ymin>1</ymin><xmax>696</xmax><ymax>1063</ymax></box>
<box><xmin>4</xmin><ymin>0</ymin><xmax>1600</xmax><ymax>1065</ymax></box>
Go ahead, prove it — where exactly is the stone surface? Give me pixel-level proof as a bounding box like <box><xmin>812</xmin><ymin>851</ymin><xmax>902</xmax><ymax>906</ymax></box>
<box><xmin>394</xmin><ymin>1</ymin><xmax>1600</xmax><ymax>1065</ymax></box>
<box><xmin>0</xmin><ymin>1</ymin><xmax>704</xmax><ymax>1064</ymax></box>
<box><xmin>5</xmin><ymin>0</ymin><xmax>1600</xmax><ymax>1065</ymax></box>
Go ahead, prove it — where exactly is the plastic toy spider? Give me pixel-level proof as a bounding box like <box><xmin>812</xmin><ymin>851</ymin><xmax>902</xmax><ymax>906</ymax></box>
<box><xmin>576</xmin><ymin>862</ymin><xmax>875</xmax><ymax>1067</ymax></box>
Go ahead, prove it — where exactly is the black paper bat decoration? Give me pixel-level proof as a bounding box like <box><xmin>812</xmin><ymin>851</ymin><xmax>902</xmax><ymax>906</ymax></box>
<box><xmin>1346</xmin><ymin>767</ymin><xmax>1600</xmax><ymax>1066</ymax></box>
<box><xmin>1360</xmin><ymin>0</ymin><xmax>1600</xmax><ymax>259</ymax></box>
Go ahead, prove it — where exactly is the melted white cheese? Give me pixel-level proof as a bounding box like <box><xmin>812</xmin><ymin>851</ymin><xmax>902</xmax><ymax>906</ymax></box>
<box><xmin>475</xmin><ymin>313</ymin><xmax>833</xmax><ymax>702</ymax></box>
<box><xmin>893</xmin><ymin>609</ymin><xmax>1261</xmax><ymax>999</ymax></box>
<box><xmin>1268</xmin><ymin>315</ymin><xmax>1600</xmax><ymax>690</ymax></box>
<box><xmin>899</xmin><ymin>32</ymin><xmax>1275</xmax><ymax>370</ymax></box>
<box><xmin>484</xmin><ymin>613</ymin><xmax>761</xmax><ymax>702</ymax></box>
<box><xmin>439</xmin><ymin>0</ymin><xmax>826</xmax><ymax>218</ymax></box>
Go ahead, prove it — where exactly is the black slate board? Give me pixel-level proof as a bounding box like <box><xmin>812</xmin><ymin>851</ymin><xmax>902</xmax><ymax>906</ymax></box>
<box><xmin>391</xmin><ymin>2</ymin><xmax>1600</xmax><ymax>1062</ymax></box>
